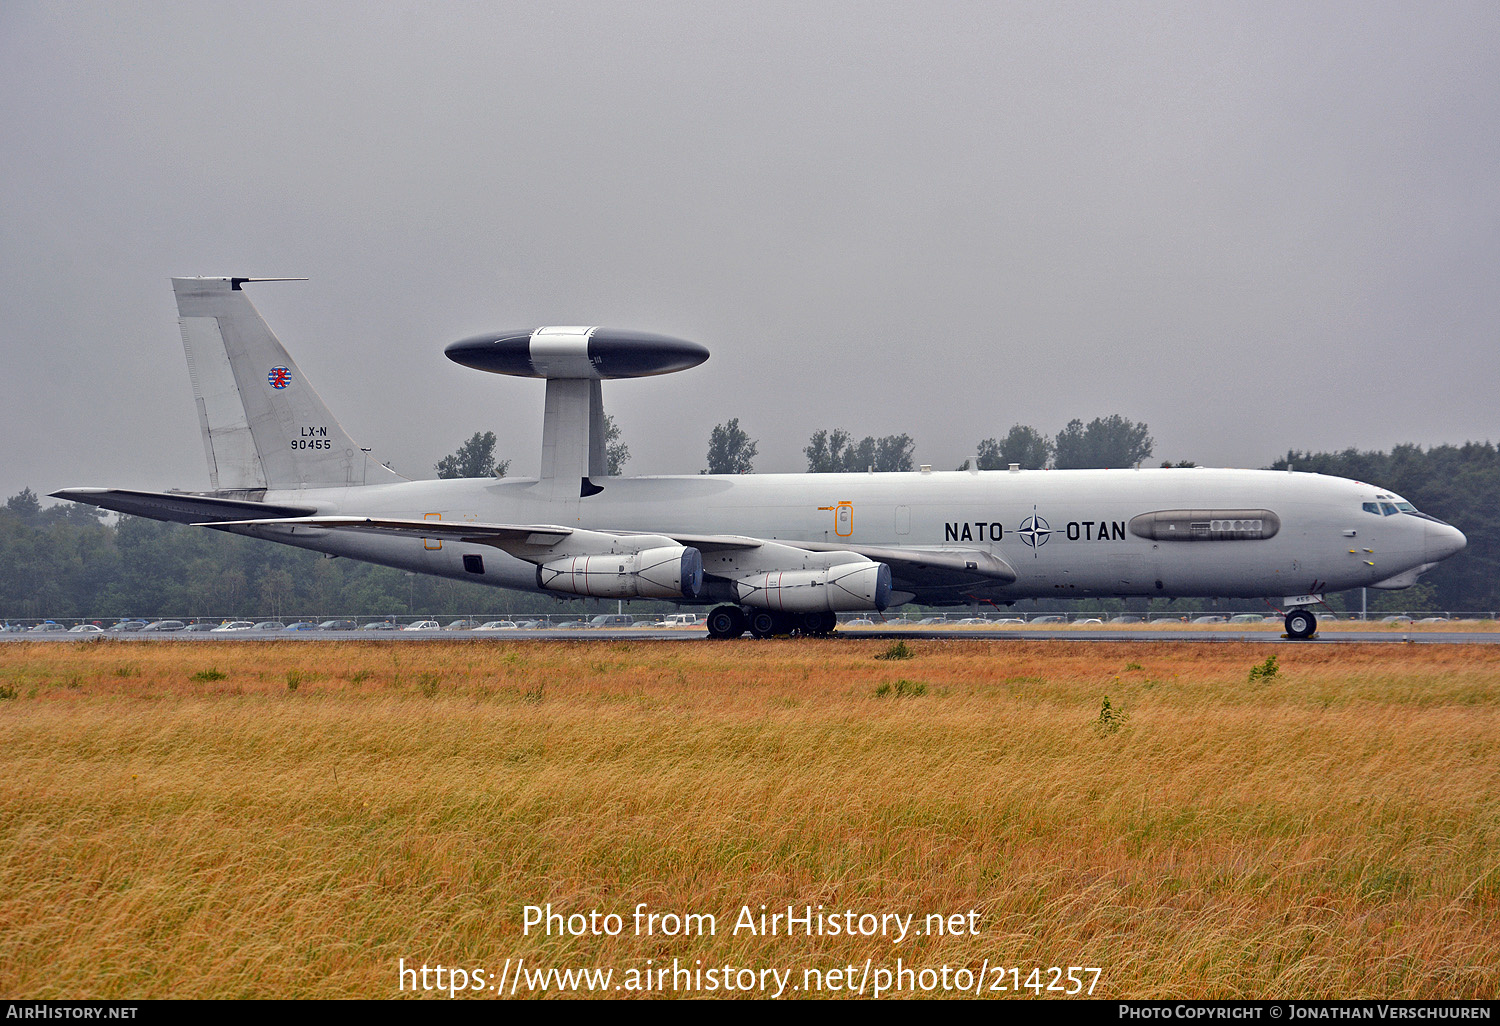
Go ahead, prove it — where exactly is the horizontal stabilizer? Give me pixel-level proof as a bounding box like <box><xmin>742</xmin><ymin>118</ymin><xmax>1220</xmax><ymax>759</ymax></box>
<box><xmin>51</xmin><ymin>488</ymin><xmax>317</xmax><ymax>525</ymax></box>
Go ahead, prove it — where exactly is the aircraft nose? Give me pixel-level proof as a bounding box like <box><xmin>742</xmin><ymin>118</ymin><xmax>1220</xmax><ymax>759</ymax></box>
<box><xmin>1424</xmin><ymin>520</ymin><xmax>1467</xmax><ymax>562</ymax></box>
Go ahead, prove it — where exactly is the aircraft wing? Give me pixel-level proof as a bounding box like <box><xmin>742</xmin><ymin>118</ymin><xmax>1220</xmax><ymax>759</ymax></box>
<box><xmin>51</xmin><ymin>487</ymin><xmax>317</xmax><ymax>525</ymax></box>
<box><xmin>796</xmin><ymin>541</ymin><xmax>1016</xmax><ymax>585</ymax></box>
<box><xmin>199</xmin><ymin>516</ymin><xmax>672</xmax><ymax>560</ymax></box>
<box><xmin>202</xmin><ymin>515</ymin><xmax>575</xmax><ymax>549</ymax></box>
<box><xmin>201</xmin><ymin>516</ymin><xmax>1018</xmax><ymax>598</ymax></box>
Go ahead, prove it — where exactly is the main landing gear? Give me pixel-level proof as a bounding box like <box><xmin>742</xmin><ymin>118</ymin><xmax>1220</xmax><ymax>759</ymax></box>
<box><xmin>1283</xmin><ymin>608</ymin><xmax>1317</xmax><ymax>640</ymax></box>
<box><xmin>705</xmin><ymin>605</ymin><xmax>838</xmax><ymax>639</ymax></box>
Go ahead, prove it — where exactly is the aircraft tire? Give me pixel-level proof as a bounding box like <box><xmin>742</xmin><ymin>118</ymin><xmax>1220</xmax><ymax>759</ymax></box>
<box><xmin>749</xmin><ymin>610</ymin><xmax>779</xmax><ymax>639</ymax></box>
<box><xmin>706</xmin><ymin>605</ymin><xmax>746</xmax><ymax>640</ymax></box>
<box><xmin>1284</xmin><ymin>609</ymin><xmax>1317</xmax><ymax>639</ymax></box>
<box><xmin>799</xmin><ymin>611</ymin><xmax>835</xmax><ymax>637</ymax></box>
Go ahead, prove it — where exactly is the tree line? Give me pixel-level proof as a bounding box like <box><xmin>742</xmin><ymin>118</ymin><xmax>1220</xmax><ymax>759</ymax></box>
<box><xmin>705</xmin><ymin>414</ymin><xmax>1155</xmax><ymax>474</ymax></box>
<box><xmin>440</xmin><ymin>410</ymin><xmax>1157</xmax><ymax>476</ymax></box>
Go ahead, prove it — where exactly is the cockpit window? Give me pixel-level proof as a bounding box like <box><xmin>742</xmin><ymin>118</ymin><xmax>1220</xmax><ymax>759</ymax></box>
<box><xmin>1364</xmin><ymin>500</ymin><xmax>1418</xmax><ymax>516</ymax></box>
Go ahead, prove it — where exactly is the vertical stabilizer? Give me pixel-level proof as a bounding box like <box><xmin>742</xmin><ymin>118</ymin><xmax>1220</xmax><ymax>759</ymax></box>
<box><xmin>172</xmin><ymin>277</ymin><xmax>405</xmax><ymax>490</ymax></box>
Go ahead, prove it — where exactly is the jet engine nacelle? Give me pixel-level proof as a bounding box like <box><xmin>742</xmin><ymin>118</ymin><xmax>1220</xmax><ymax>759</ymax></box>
<box><xmin>734</xmin><ymin>561</ymin><xmax>892</xmax><ymax>612</ymax></box>
<box><xmin>537</xmin><ymin>545</ymin><xmax>704</xmax><ymax>600</ymax></box>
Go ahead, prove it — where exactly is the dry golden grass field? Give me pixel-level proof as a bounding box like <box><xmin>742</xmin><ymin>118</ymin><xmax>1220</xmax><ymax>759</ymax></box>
<box><xmin>2</xmin><ymin>638</ymin><xmax>1497</xmax><ymax>999</ymax></box>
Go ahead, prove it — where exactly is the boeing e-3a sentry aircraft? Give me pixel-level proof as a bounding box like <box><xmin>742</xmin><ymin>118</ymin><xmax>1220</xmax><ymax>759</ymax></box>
<box><xmin>54</xmin><ymin>278</ymin><xmax>1467</xmax><ymax>639</ymax></box>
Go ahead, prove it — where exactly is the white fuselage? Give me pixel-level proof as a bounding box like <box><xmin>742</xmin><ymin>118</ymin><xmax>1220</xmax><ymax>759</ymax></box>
<box><xmin>229</xmin><ymin>466</ymin><xmax>1459</xmax><ymax>606</ymax></box>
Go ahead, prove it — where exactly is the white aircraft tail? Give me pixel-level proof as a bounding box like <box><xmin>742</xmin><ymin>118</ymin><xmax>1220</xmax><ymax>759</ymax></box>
<box><xmin>172</xmin><ymin>277</ymin><xmax>404</xmax><ymax>491</ymax></box>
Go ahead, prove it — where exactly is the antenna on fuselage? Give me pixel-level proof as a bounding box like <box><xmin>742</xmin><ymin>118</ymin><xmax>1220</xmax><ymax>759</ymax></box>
<box><xmin>443</xmin><ymin>327</ymin><xmax>709</xmax><ymax>499</ymax></box>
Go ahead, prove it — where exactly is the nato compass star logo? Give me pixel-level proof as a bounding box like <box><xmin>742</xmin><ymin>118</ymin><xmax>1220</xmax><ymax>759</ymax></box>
<box><xmin>1018</xmin><ymin>508</ymin><xmax>1051</xmax><ymax>554</ymax></box>
<box><xmin>268</xmin><ymin>366</ymin><xmax>291</xmax><ymax>389</ymax></box>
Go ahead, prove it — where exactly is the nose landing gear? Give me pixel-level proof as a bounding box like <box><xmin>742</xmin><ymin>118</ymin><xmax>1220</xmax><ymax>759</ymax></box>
<box><xmin>1284</xmin><ymin>608</ymin><xmax>1317</xmax><ymax>639</ymax></box>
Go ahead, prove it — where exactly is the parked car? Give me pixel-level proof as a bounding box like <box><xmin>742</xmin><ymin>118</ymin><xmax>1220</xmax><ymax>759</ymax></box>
<box><xmin>474</xmin><ymin>620</ymin><xmax>518</xmax><ymax>631</ymax></box>
<box><xmin>1192</xmin><ymin>615</ymin><xmax>1226</xmax><ymax>624</ymax></box>
<box><xmin>444</xmin><ymin>619</ymin><xmax>480</xmax><ymax>631</ymax></box>
<box><xmin>360</xmin><ymin>620</ymin><xmax>399</xmax><ymax>631</ymax></box>
<box><xmin>67</xmin><ymin>624</ymin><xmax>104</xmax><ymax>633</ymax></box>
<box><xmin>142</xmin><ymin>620</ymin><xmax>186</xmax><ymax>632</ymax></box>
<box><xmin>1229</xmin><ymin>614</ymin><xmax>1266</xmax><ymax>623</ymax></box>
<box><xmin>184</xmin><ymin>621</ymin><xmax>220</xmax><ymax>632</ymax></box>
<box><xmin>284</xmin><ymin>622</ymin><xmax>319</xmax><ymax>631</ymax></box>
<box><xmin>211</xmin><ymin>621</ymin><xmax>255</xmax><ymax>632</ymax></box>
<box><xmin>1029</xmin><ymin>615</ymin><xmax>1065</xmax><ymax>624</ymax></box>
<box><xmin>588</xmin><ymin>614</ymin><xmax>634</xmax><ymax>628</ymax></box>
<box><xmin>29</xmin><ymin>621</ymin><xmax>66</xmax><ymax>632</ymax></box>
<box><xmin>401</xmin><ymin>621</ymin><xmax>440</xmax><ymax>631</ymax></box>
<box><xmin>252</xmin><ymin>621</ymin><xmax>286</xmax><ymax>630</ymax></box>
<box><xmin>108</xmin><ymin>620</ymin><xmax>148</xmax><ymax>632</ymax></box>
<box><xmin>844</xmin><ymin>618</ymin><xmax>876</xmax><ymax>627</ymax></box>
<box><xmin>318</xmin><ymin>619</ymin><xmax>357</xmax><ymax>631</ymax></box>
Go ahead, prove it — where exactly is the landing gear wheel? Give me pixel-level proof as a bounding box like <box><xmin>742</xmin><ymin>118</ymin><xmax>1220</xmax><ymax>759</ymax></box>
<box><xmin>1285</xmin><ymin>609</ymin><xmax>1317</xmax><ymax>639</ymax></box>
<box><xmin>799</xmin><ymin>612</ymin><xmax>833</xmax><ymax>637</ymax></box>
<box><xmin>706</xmin><ymin>605</ymin><xmax>747</xmax><ymax>640</ymax></box>
<box><xmin>749</xmin><ymin>610</ymin><xmax>779</xmax><ymax>639</ymax></box>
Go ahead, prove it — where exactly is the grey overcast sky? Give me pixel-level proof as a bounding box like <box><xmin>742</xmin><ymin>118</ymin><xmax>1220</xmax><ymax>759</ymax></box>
<box><xmin>2</xmin><ymin>1</ymin><xmax>1497</xmax><ymax>502</ymax></box>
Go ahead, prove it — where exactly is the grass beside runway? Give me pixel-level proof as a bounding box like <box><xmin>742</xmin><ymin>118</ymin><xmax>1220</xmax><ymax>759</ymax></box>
<box><xmin>2</xmin><ymin>639</ymin><xmax>1497</xmax><ymax>998</ymax></box>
